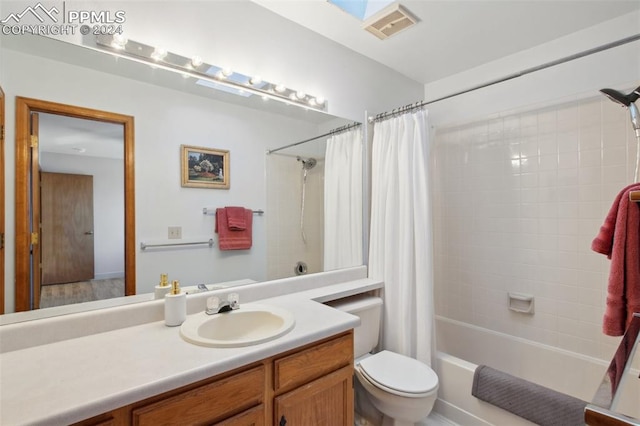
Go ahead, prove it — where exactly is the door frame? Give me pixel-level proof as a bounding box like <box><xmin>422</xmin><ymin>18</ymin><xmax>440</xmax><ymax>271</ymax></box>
<box><xmin>0</xmin><ymin>86</ymin><xmax>5</xmax><ymax>314</ymax></box>
<box><xmin>15</xmin><ymin>97</ymin><xmax>135</xmax><ymax>312</ymax></box>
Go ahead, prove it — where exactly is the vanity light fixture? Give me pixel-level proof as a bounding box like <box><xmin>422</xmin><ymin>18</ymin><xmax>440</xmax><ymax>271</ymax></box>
<box><xmin>90</xmin><ymin>34</ymin><xmax>328</xmax><ymax>111</ymax></box>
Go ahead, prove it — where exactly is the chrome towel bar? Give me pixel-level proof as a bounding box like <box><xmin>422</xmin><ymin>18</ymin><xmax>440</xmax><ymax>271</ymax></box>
<box><xmin>140</xmin><ymin>239</ymin><xmax>214</xmax><ymax>251</ymax></box>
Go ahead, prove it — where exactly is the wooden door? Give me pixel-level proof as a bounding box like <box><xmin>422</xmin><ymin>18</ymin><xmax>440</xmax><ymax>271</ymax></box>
<box><xmin>41</xmin><ymin>172</ymin><xmax>95</xmax><ymax>284</ymax></box>
<box><xmin>274</xmin><ymin>365</ymin><xmax>354</xmax><ymax>426</ymax></box>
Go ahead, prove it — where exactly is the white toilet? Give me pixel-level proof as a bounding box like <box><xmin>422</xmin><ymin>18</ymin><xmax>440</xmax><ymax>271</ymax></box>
<box><xmin>328</xmin><ymin>295</ymin><xmax>439</xmax><ymax>426</ymax></box>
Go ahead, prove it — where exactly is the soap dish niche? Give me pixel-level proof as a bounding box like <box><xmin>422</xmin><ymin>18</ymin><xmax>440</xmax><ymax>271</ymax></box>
<box><xmin>508</xmin><ymin>292</ymin><xmax>534</xmax><ymax>314</ymax></box>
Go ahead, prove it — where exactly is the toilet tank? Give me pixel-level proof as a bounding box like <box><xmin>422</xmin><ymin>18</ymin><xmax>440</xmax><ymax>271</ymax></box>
<box><xmin>326</xmin><ymin>295</ymin><xmax>383</xmax><ymax>358</ymax></box>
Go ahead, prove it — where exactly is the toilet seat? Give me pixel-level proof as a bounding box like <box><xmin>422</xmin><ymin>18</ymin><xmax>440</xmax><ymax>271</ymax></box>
<box><xmin>357</xmin><ymin>350</ymin><xmax>438</xmax><ymax>397</ymax></box>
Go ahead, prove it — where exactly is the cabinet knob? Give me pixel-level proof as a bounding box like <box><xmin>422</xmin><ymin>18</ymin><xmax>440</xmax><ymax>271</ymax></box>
<box><xmin>279</xmin><ymin>415</ymin><xmax>287</xmax><ymax>426</ymax></box>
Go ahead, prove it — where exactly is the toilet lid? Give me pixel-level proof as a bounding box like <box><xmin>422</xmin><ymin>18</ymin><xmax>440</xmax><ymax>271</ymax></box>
<box><xmin>358</xmin><ymin>350</ymin><xmax>438</xmax><ymax>395</ymax></box>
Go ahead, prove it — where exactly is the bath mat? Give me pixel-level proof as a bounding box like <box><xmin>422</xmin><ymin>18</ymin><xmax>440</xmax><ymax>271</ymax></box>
<box><xmin>472</xmin><ymin>365</ymin><xmax>587</xmax><ymax>426</ymax></box>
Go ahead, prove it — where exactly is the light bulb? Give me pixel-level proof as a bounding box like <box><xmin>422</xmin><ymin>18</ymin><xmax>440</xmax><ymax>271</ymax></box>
<box><xmin>111</xmin><ymin>33</ymin><xmax>128</xmax><ymax>49</ymax></box>
<box><xmin>151</xmin><ymin>47</ymin><xmax>167</xmax><ymax>61</ymax></box>
<box><xmin>274</xmin><ymin>84</ymin><xmax>286</xmax><ymax>93</ymax></box>
<box><xmin>250</xmin><ymin>75</ymin><xmax>262</xmax><ymax>85</ymax></box>
<box><xmin>295</xmin><ymin>91</ymin><xmax>306</xmax><ymax>100</ymax></box>
<box><xmin>221</xmin><ymin>68</ymin><xmax>233</xmax><ymax>77</ymax></box>
<box><xmin>191</xmin><ymin>55</ymin><xmax>203</xmax><ymax>67</ymax></box>
<box><xmin>315</xmin><ymin>95</ymin><xmax>325</xmax><ymax>105</ymax></box>
<box><xmin>308</xmin><ymin>98</ymin><xmax>317</xmax><ymax>106</ymax></box>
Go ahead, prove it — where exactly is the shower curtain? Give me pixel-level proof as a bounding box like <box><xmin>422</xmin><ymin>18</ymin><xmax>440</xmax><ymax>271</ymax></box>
<box><xmin>324</xmin><ymin>127</ymin><xmax>363</xmax><ymax>271</ymax></box>
<box><xmin>368</xmin><ymin>109</ymin><xmax>434</xmax><ymax>366</ymax></box>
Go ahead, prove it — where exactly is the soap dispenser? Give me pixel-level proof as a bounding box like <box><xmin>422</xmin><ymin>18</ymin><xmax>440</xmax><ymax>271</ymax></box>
<box><xmin>164</xmin><ymin>280</ymin><xmax>186</xmax><ymax>327</ymax></box>
<box><xmin>154</xmin><ymin>273</ymin><xmax>171</xmax><ymax>299</ymax></box>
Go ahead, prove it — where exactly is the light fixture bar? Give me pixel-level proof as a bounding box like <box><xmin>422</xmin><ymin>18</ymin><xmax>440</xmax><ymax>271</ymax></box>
<box><xmin>91</xmin><ymin>34</ymin><xmax>327</xmax><ymax>111</ymax></box>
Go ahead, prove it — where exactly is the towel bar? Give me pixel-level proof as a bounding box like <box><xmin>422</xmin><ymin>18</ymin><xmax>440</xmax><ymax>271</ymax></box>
<box><xmin>140</xmin><ymin>239</ymin><xmax>214</xmax><ymax>250</ymax></box>
<box><xmin>203</xmin><ymin>208</ymin><xmax>264</xmax><ymax>215</ymax></box>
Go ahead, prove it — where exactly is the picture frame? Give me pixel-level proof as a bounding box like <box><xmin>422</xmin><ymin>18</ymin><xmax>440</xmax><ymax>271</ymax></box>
<box><xmin>181</xmin><ymin>145</ymin><xmax>230</xmax><ymax>189</ymax></box>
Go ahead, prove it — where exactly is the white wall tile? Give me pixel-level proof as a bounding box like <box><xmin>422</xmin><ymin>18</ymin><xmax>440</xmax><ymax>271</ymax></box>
<box><xmin>434</xmin><ymin>96</ymin><xmax>632</xmax><ymax>364</ymax></box>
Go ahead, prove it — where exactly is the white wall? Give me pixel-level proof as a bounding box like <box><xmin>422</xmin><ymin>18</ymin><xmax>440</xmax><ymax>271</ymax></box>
<box><xmin>40</xmin><ymin>152</ymin><xmax>125</xmax><ymax>280</ymax></box>
<box><xmin>425</xmin><ymin>11</ymin><xmax>640</xmax><ymax>126</ymax></box>
<box><xmin>431</xmin><ymin>12</ymin><xmax>640</xmax><ymax>364</ymax></box>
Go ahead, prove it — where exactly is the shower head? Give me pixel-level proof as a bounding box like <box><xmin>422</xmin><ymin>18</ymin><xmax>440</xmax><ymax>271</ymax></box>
<box><xmin>297</xmin><ymin>157</ymin><xmax>317</xmax><ymax>170</ymax></box>
<box><xmin>600</xmin><ymin>86</ymin><xmax>639</xmax><ymax>107</ymax></box>
<box><xmin>600</xmin><ymin>86</ymin><xmax>640</xmax><ymax>137</ymax></box>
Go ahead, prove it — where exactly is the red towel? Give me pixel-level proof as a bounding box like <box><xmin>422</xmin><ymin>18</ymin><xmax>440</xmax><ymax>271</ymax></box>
<box><xmin>592</xmin><ymin>183</ymin><xmax>640</xmax><ymax>257</ymax></box>
<box><xmin>215</xmin><ymin>208</ymin><xmax>252</xmax><ymax>250</ymax></box>
<box><xmin>592</xmin><ymin>183</ymin><xmax>640</xmax><ymax>336</ymax></box>
<box><xmin>225</xmin><ymin>206</ymin><xmax>247</xmax><ymax>231</ymax></box>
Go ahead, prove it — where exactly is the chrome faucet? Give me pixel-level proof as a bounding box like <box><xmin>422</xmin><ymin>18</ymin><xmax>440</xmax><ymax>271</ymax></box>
<box><xmin>205</xmin><ymin>293</ymin><xmax>239</xmax><ymax>315</ymax></box>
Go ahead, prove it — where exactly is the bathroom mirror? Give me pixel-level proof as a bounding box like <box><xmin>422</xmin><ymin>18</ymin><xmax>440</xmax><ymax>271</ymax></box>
<box><xmin>2</xmin><ymin>34</ymin><xmax>360</xmax><ymax>320</ymax></box>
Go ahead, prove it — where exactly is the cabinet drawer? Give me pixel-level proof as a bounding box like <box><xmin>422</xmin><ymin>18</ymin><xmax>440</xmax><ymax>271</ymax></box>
<box><xmin>274</xmin><ymin>332</ymin><xmax>353</xmax><ymax>393</ymax></box>
<box><xmin>215</xmin><ymin>404</ymin><xmax>264</xmax><ymax>426</ymax></box>
<box><xmin>132</xmin><ymin>365</ymin><xmax>264</xmax><ymax>426</ymax></box>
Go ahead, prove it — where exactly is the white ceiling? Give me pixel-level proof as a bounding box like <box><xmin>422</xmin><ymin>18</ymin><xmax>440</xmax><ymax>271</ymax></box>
<box><xmin>253</xmin><ymin>0</ymin><xmax>640</xmax><ymax>84</ymax></box>
<box><xmin>39</xmin><ymin>113</ymin><xmax>124</xmax><ymax>160</ymax></box>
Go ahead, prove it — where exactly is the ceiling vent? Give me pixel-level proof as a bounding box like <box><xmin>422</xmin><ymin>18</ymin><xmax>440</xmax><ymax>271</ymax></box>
<box><xmin>363</xmin><ymin>3</ymin><xmax>418</xmax><ymax>40</ymax></box>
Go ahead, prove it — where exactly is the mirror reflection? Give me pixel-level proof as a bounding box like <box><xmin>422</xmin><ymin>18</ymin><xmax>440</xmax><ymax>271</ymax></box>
<box><xmin>2</xmin><ymin>34</ymin><xmax>362</xmax><ymax>319</ymax></box>
<box><xmin>38</xmin><ymin>114</ymin><xmax>125</xmax><ymax>308</ymax></box>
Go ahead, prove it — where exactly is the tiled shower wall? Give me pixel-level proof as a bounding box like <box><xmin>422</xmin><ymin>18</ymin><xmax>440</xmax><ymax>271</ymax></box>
<box><xmin>266</xmin><ymin>155</ymin><xmax>324</xmax><ymax>280</ymax></box>
<box><xmin>433</xmin><ymin>94</ymin><xmax>638</xmax><ymax>362</ymax></box>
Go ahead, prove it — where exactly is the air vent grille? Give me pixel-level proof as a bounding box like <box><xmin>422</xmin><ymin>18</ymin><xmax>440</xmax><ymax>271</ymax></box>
<box><xmin>363</xmin><ymin>4</ymin><xmax>418</xmax><ymax>40</ymax></box>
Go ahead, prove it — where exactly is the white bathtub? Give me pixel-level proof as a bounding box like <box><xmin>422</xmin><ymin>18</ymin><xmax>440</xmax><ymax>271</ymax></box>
<box><xmin>434</xmin><ymin>316</ymin><xmax>640</xmax><ymax>425</ymax></box>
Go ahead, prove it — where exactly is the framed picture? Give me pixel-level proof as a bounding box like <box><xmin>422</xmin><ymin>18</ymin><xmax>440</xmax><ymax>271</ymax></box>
<box><xmin>181</xmin><ymin>145</ymin><xmax>230</xmax><ymax>189</ymax></box>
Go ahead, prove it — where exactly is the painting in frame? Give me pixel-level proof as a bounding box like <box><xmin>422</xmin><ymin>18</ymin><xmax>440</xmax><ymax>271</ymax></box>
<box><xmin>181</xmin><ymin>145</ymin><xmax>230</xmax><ymax>189</ymax></box>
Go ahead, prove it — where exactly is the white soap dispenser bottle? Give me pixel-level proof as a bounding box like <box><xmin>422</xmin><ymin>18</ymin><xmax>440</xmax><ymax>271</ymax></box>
<box><xmin>164</xmin><ymin>280</ymin><xmax>186</xmax><ymax>327</ymax></box>
<box><xmin>154</xmin><ymin>273</ymin><xmax>171</xmax><ymax>299</ymax></box>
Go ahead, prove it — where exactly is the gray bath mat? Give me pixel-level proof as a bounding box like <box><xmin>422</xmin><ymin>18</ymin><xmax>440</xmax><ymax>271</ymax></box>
<box><xmin>472</xmin><ymin>365</ymin><xmax>587</xmax><ymax>426</ymax></box>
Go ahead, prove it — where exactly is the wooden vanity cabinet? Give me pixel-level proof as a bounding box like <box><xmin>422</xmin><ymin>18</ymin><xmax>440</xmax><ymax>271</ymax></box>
<box><xmin>73</xmin><ymin>331</ymin><xmax>353</xmax><ymax>426</ymax></box>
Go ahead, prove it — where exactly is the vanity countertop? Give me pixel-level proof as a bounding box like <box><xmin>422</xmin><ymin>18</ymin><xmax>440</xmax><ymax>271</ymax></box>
<box><xmin>0</xmin><ymin>278</ymin><xmax>380</xmax><ymax>425</ymax></box>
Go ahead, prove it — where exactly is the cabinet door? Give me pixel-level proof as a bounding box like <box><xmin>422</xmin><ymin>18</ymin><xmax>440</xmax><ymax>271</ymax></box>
<box><xmin>274</xmin><ymin>365</ymin><xmax>353</xmax><ymax>426</ymax></box>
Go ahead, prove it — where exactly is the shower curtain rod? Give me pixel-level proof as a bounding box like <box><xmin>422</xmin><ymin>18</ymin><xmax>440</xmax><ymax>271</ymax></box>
<box><xmin>369</xmin><ymin>33</ymin><xmax>640</xmax><ymax>123</ymax></box>
<box><xmin>267</xmin><ymin>121</ymin><xmax>361</xmax><ymax>154</ymax></box>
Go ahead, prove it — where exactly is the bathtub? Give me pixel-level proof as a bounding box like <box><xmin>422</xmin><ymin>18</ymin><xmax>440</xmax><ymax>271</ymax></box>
<box><xmin>433</xmin><ymin>316</ymin><xmax>640</xmax><ymax>425</ymax></box>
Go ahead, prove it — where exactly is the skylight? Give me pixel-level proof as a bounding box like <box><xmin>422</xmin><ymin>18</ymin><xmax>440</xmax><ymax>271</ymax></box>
<box><xmin>328</xmin><ymin>0</ymin><xmax>395</xmax><ymax>21</ymax></box>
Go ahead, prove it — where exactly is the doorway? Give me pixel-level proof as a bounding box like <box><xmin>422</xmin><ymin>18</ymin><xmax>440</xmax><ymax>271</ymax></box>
<box><xmin>14</xmin><ymin>97</ymin><xmax>135</xmax><ymax>311</ymax></box>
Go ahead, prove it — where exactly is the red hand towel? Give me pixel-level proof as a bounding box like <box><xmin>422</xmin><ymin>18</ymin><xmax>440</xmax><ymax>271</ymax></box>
<box><xmin>593</xmin><ymin>184</ymin><xmax>640</xmax><ymax>336</ymax></box>
<box><xmin>225</xmin><ymin>206</ymin><xmax>247</xmax><ymax>231</ymax></box>
<box><xmin>215</xmin><ymin>208</ymin><xmax>252</xmax><ymax>250</ymax></box>
<box><xmin>592</xmin><ymin>183</ymin><xmax>640</xmax><ymax>257</ymax></box>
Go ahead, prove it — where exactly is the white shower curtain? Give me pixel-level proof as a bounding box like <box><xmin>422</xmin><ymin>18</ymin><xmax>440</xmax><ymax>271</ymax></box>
<box><xmin>324</xmin><ymin>128</ymin><xmax>363</xmax><ymax>271</ymax></box>
<box><xmin>368</xmin><ymin>109</ymin><xmax>434</xmax><ymax>366</ymax></box>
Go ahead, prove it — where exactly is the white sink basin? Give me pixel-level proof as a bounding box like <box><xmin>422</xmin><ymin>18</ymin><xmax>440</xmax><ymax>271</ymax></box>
<box><xmin>180</xmin><ymin>304</ymin><xmax>295</xmax><ymax>348</ymax></box>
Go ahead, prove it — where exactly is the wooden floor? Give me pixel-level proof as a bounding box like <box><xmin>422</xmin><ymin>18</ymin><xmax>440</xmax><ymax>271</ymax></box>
<box><xmin>39</xmin><ymin>278</ymin><xmax>125</xmax><ymax>309</ymax></box>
